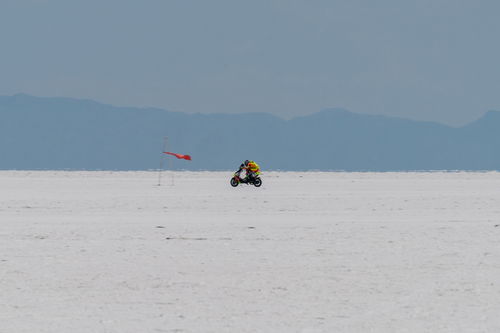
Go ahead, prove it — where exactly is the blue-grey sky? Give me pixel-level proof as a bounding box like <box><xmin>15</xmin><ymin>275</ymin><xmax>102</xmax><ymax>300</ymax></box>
<box><xmin>1</xmin><ymin>0</ymin><xmax>499</xmax><ymax>125</ymax></box>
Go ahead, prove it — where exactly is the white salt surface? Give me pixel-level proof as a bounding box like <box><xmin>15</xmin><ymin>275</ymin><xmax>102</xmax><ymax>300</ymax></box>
<box><xmin>1</xmin><ymin>171</ymin><xmax>500</xmax><ymax>332</ymax></box>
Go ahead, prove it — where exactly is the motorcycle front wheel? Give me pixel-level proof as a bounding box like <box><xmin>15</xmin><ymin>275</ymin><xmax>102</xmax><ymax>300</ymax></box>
<box><xmin>253</xmin><ymin>178</ymin><xmax>262</xmax><ymax>187</ymax></box>
<box><xmin>230</xmin><ymin>178</ymin><xmax>239</xmax><ymax>187</ymax></box>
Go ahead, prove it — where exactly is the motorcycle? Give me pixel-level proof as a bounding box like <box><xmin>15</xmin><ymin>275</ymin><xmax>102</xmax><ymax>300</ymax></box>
<box><xmin>230</xmin><ymin>171</ymin><xmax>262</xmax><ymax>187</ymax></box>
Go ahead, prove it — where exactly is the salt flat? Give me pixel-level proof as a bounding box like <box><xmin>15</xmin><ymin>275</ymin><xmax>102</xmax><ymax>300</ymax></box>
<box><xmin>1</xmin><ymin>171</ymin><xmax>500</xmax><ymax>333</ymax></box>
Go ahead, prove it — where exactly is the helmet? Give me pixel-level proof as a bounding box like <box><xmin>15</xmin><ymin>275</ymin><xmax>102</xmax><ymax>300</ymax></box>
<box><xmin>244</xmin><ymin>160</ymin><xmax>250</xmax><ymax>166</ymax></box>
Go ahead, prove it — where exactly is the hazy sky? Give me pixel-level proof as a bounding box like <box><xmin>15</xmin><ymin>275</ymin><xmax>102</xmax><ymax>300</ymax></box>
<box><xmin>1</xmin><ymin>0</ymin><xmax>499</xmax><ymax>125</ymax></box>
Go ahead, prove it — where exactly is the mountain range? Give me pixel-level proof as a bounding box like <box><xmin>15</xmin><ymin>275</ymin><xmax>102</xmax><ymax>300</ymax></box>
<box><xmin>1</xmin><ymin>94</ymin><xmax>499</xmax><ymax>171</ymax></box>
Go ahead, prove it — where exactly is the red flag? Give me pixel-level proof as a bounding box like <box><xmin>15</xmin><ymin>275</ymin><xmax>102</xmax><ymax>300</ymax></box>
<box><xmin>163</xmin><ymin>152</ymin><xmax>192</xmax><ymax>161</ymax></box>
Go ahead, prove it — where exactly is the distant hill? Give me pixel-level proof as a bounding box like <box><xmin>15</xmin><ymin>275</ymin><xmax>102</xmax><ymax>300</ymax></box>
<box><xmin>0</xmin><ymin>94</ymin><xmax>499</xmax><ymax>171</ymax></box>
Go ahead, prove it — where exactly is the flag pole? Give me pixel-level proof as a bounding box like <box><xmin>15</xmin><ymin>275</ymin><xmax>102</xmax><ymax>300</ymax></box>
<box><xmin>158</xmin><ymin>137</ymin><xmax>168</xmax><ymax>186</ymax></box>
<box><xmin>160</xmin><ymin>143</ymin><xmax>192</xmax><ymax>186</ymax></box>
<box><xmin>168</xmin><ymin>141</ymin><xmax>175</xmax><ymax>186</ymax></box>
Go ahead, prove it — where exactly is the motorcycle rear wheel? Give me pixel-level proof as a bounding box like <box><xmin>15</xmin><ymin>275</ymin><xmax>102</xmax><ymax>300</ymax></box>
<box><xmin>253</xmin><ymin>178</ymin><xmax>262</xmax><ymax>187</ymax></box>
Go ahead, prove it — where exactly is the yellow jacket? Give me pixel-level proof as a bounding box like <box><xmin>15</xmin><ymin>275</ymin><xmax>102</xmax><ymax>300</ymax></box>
<box><xmin>246</xmin><ymin>161</ymin><xmax>260</xmax><ymax>174</ymax></box>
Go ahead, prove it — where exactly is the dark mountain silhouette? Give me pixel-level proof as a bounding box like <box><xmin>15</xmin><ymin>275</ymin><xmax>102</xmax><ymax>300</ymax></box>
<box><xmin>0</xmin><ymin>94</ymin><xmax>499</xmax><ymax>171</ymax></box>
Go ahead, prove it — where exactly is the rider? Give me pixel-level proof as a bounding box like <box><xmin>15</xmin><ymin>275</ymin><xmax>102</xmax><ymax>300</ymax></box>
<box><xmin>237</xmin><ymin>160</ymin><xmax>260</xmax><ymax>183</ymax></box>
